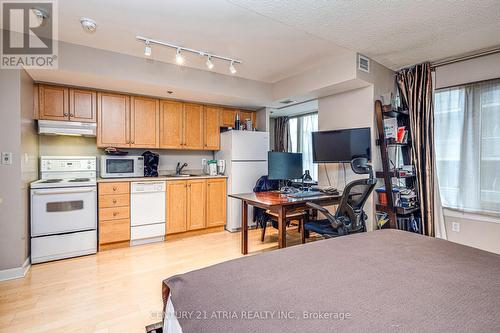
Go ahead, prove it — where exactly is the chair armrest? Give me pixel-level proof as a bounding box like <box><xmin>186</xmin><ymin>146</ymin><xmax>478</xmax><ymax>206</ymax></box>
<box><xmin>306</xmin><ymin>202</ymin><xmax>343</xmax><ymax>229</ymax></box>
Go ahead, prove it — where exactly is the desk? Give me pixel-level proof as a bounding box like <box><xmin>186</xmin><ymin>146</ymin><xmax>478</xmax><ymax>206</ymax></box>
<box><xmin>229</xmin><ymin>191</ymin><xmax>342</xmax><ymax>254</ymax></box>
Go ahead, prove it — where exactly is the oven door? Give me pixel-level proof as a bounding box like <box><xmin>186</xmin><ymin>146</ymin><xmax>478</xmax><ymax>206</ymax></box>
<box><xmin>31</xmin><ymin>186</ymin><xmax>97</xmax><ymax>237</ymax></box>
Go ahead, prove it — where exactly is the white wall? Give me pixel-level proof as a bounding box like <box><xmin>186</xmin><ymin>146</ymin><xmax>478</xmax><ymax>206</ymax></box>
<box><xmin>0</xmin><ymin>69</ymin><xmax>36</xmax><ymax>274</ymax></box>
<box><xmin>435</xmin><ymin>53</ymin><xmax>500</xmax><ymax>89</ymax></box>
<box><xmin>38</xmin><ymin>135</ymin><xmax>213</xmax><ymax>174</ymax></box>
<box><xmin>318</xmin><ymin>86</ymin><xmax>376</xmax><ymax>229</ymax></box>
<box><xmin>434</xmin><ymin>53</ymin><xmax>500</xmax><ymax>254</ymax></box>
<box><xmin>316</xmin><ymin>58</ymin><xmax>395</xmax><ymax>231</ymax></box>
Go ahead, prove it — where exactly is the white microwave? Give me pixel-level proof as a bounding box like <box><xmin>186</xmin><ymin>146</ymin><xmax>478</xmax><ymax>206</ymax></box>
<box><xmin>100</xmin><ymin>156</ymin><xmax>144</xmax><ymax>178</ymax></box>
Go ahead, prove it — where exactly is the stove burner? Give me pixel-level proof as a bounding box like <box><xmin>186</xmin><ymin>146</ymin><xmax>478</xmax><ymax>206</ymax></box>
<box><xmin>40</xmin><ymin>179</ymin><xmax>62</xmax><ymax>183</ymax></box>
<box><xmin>68</xmin><ymin>178</ymin><xmax>91</xmax><ymax>182</ymax></box>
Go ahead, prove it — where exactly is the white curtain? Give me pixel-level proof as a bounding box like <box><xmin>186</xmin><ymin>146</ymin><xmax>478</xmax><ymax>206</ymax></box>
<box><xmin>289</xmin><ymin>113</ymin><xmax>318</xmax><ymax>180</ymax></box>
<box><xmin>434</xmin><ymin>79</ymin><xmax>500</xmax><ymax>214</ymax></box>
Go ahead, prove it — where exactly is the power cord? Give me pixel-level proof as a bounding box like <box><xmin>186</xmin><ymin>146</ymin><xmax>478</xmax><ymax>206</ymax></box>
<box><xmin>324</xmin><ymin>163</ymin><xmax>332</xmax><ymax>187</ymax></box>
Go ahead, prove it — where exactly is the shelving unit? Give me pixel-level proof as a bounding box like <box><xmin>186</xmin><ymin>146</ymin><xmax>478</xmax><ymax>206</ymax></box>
<box><xmin>374</xmin><ymin>100</ymin><xmax>423</xmax><ymax>234</ymax></box>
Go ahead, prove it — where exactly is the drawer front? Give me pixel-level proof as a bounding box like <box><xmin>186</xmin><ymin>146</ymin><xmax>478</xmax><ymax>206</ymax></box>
<box><xmin>99</xmin><ymin>194</ymin><xmax>130</xmax><ymax>208</ymax></box>
<box><xmin>99</xmin><ymin>206</ymin><xmax>130</xmax><ymax>221</ymax></box>
<box><xmin>99</xmin><ymin>182</ymin><xmax>130</xmax><ymax>195</ymax></box>
<box><xmin>99</xmin><ymin>219</ymin><xmax>130</xmax><ymax>244</ymax></box>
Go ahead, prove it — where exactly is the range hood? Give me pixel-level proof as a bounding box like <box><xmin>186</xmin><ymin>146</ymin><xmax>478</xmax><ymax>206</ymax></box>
<box><xmin>38</xmin><ymin>120</ymin><xmax>97</xmax><ymax>137</ymax></box>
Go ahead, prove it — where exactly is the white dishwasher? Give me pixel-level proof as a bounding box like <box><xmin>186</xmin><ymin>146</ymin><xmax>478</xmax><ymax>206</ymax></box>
<box><xmin>130</xmin><ymin>181</ymin><xmax>166</xmax><ymax>246</ymax></box>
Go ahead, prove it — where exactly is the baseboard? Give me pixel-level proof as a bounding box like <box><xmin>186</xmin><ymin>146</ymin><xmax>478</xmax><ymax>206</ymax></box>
<box><xmin>0</xmin><ymin>257</ymin><xmax>30</xmax><ymax>282</ymax></box>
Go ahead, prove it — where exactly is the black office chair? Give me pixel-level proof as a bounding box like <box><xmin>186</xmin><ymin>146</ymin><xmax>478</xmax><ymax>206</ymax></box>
<box><xmin>301</xmin><ymin>157</ymin><xmax>376</xmax><ymax>242</ymax></box>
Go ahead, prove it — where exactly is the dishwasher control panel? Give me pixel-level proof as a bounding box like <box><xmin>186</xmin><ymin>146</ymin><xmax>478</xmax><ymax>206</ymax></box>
<box><xmin>131</xmin><ymin>181</ymin><xmax>166</xmax><ymax>193</ymax></box>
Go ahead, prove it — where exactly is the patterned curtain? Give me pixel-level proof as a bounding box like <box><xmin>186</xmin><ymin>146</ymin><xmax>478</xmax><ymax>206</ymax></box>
<box><xmin>273</xmin><ymin>116</ymin><xmax>290</xmax><ymax>152</ymax></box>
<box><xmin>396</xmin><ymin>62</ymin><xmax>435</xmax><ymax>236</ymax></box>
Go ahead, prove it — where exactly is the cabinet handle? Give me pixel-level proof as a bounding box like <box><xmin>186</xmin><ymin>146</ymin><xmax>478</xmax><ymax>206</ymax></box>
<box><xmin>112</xmin><ymin>199</ymin><xmax>117</xmax><ymax>204</ymax></box>
<box><xmin>69</xmin><ymin>113</ymin><xmax>74</xmax><ymax>117</ymax></box>
<box><xmin>113</xmin><ymin>186</ymin><xmax>117</xmax><ymax>191</ymax></box>
<box><xmin>131</xmin><ymin>141</ymin><xmax>135</xmax><ymax>144</ymax></box>
<box><xmin>64</xmin><ymin>113</ymin><xmax>68</xmax><ymax>116</ymax></box>
<box><xmin>113</xmin><ymin>212</ymin><xmax>119</xmax><ymax>216</ymax></box>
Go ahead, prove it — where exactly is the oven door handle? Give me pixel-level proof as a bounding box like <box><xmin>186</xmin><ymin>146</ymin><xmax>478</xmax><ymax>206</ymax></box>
<box><xmin>33</xmin><ymin>189</ymin><xmax>96</xmax><ymax>195</ymax></box>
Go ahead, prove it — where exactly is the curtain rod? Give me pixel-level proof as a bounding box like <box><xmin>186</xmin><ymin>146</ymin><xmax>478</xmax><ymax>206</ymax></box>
<box><xmin>431</xmin><ymin>46</ymin><xmax>500</xmax><ymax>69</ymax></box>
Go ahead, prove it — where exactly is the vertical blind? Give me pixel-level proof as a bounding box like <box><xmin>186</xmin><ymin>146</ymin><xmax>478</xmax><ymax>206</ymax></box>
<box><xmin>289</xmin><ymin>113</ymin><xmax>318</xmax><ymax>180</ymax></box>
<box><xmin>434</xmin><ymin>79</ymin><xmax>500</xmax><ymax>214</ymax></box>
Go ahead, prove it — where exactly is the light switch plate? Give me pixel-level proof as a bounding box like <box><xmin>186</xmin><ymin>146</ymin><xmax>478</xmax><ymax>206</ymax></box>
<box><xmin>451</xmin><ymin>222</ymin><xmax>460</xmax><ymax>232</ymax></box>
<box><xmin>1</xmin><ymin>152</ymin><xmax>12</xmax><ymax>165</ymax></box>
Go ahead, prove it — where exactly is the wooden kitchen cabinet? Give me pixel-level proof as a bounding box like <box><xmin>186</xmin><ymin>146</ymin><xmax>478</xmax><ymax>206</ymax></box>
<box><xmin>183</xmin><ymin>103</ymin><xmax>204</xmax><ymax>150</ymax></box>
<box><xmin>69</xmin><ymin>88</ymin><xmax>96</xmax><ymax>122</ymax></box>
<box><xmin>166</xmin><ymin>180</ymin><xmax>188</xmax><ymax>234</ymax></box>
<box><xmin>38</xmin><ymin>84</ymin><xmax>69</xmax><ymax>121</ymax></box>
<box><xmin>97</xmin><ymin>92</ymin><xmax>130</xmax><ymax>148</ymax></box>
<box><xmin>130</xmin><ymin>96</ymin><xmax>159</xmax><ymax>148</ymax></box>
<box><xmin>204</xmin><ymin>106</ymin><xmax>221</xmax><ymax>150</ymax></box>
<box><xmin>220</xmin><ymin>108</ymin><xmax>236</xmax><ymax>127</ymax></box>
<box><xmin>187</xmin><ymin>179</ymin><xmax>207</xmax><ymax>230</ymax></box>
<box><xmin>206</xmin><ymin>178</ymin><xmax>227</xmax><ymax>227</ymax></box>
<box><xmin>166</xmin><ymin>178</ymin><xmax>226</xmax><ymax>235</ymax></box>
<box><xmin>98</xmin><ymin>182</ymin><xmax>130</xmax><ymax>250</ymax></box>
<box><xmin>160</xmin><ymin>100</ymin><xmax>184</xmax><ymax>149</ymax></box>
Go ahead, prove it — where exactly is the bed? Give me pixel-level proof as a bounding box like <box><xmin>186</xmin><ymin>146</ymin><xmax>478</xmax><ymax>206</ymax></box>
<box><xmin>149</xmin><ymin>230</ymin><xmax>500</xmax><ymax>333</ymax></box>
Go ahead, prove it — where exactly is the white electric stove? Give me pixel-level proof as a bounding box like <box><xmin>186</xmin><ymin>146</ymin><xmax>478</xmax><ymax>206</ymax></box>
<box><xmin>30</xmin><ymin>156</ymin><xmax>97</xmax><ymax>263</ymax></box>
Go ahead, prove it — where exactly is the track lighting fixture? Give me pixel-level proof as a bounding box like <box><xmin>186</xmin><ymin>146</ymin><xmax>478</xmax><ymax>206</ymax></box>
<box><xmin>175</xmin><ymin>48</ymin><xmax>184</xmax><ymax>65</ymax></box>
<box><xmin>144</xmin><ymin>41</ymin><xmax>152</xmax><ymax>57</ymax></box>
<box><xmin>229</xmin><ymin>61</ymin><xmax>237</xmax><ymax>74</ymax></box>
<box><xmin>206</xmin><ymin>56</ymin><xmax>214</xmax><ymax>70</ymax></box>
<box><xmin>80</xmin><ymin>17</ymin><xmax>97</xmax><ymax>33</ymax></box>
<box><xmin>136</xmin><ymin>36</ymin><xmax>241</xmax><ymax>73</ymax></box>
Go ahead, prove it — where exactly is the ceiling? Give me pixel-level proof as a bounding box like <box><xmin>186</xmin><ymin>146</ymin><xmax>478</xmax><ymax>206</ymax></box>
<box><xmin>54</xmin><ymin>0</ymin><xmax>500</xmax><ymax>83</ymax></box>
<box><xmin>56</xmin><ymin>0</ymin><xmax>346</xmax><ymax>83</ymax></box>
<box><xmin>229</xmin><ymin>0</ymin><xmax>500</xmax><ymax>70</ymax></box>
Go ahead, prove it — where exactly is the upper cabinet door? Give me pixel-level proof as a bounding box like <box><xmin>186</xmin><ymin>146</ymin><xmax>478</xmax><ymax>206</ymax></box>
<box><xmin>159</xmin><ymin>100</ymin><xmax>184</xmax><ymax>149</ymax></box>
<box><xmin>97</xmin><ymin>92</ymin><xmax>130</xmax><ymax>148</ymax></box>
<box><xmin>204</xmin><ymin>106</ymin><xmax>221</xmax><ymax>150</ymax></box>
<box><xmin>39</xmin><ymin>85</ymin><xmax>69</xmax><ymax>121</ymax></box>
<box><xmin>130</xmin><ymin>96</ymin><xmax>159</xmax><ymax>148</ymax></box>
<box><xmin>69</xmin><ymin>88</ymin><xmax>96</xmax><ymax>123</ymax></box>
<box><xmin>183</xmin><ymin>103</ymin><xmax>204</xmax><ymax>150</ymax></box>
<box><xmin>220</xmin><ymin>108</ymin><xmax>236</xmax><ymax>127</ymax></box>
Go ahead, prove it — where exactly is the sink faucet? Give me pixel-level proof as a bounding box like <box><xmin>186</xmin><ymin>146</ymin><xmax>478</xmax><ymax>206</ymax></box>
<box><xmin>176</xmin><ymin>162</ymin><xmax>188</xmax><ymax>175</ymax></box>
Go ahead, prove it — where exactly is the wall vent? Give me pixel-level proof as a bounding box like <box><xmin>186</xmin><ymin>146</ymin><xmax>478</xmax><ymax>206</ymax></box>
<box><xmin>358</xmin><ymin>54</ymin><xmax>370</xmax><ymax>73</ymax></box>
<box><xmin>279</xmin><ymin>99</ymin><xmax>295</xmax><ymax>105</ymax></box>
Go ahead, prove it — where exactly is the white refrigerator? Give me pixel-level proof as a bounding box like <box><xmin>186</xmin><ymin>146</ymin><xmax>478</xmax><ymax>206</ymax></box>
<box><xmin>216</xmin><ymin>131</ymin><xmax>269</xmax><ymax>232</ymax></box>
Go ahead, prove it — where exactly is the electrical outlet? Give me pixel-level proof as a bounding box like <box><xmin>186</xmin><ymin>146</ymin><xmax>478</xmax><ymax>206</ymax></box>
<box><xmin>451</xmin><ymin>222</ymin><xmax>460</xmax><ymax>232</ymax></box>
<box><xmin>1</xmin><ymin>152</ymin><xmax>12</xmax><ymax>165</ymax></box>
<box><xmin>201</xmin><ymin>158</ymin><xmax>207</xmax><ymax>167</ymax></box>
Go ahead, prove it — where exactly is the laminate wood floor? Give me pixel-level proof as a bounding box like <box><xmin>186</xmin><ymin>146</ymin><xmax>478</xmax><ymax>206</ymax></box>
<box><xmin>0</xmin><ymin>227</ymin><xmax>315</xmax><ymax>333</ymax></box>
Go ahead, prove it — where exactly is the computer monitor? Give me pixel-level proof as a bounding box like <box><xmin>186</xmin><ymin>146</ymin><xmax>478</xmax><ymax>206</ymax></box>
<box><xmin>268</xmin><ymin>152</ymin><xmax>303</xmax><ymax>180</ymax></box>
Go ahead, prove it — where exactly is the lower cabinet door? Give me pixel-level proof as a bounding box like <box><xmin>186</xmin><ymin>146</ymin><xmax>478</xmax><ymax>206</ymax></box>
<box><xmin>166</xmin><ymin>181</ymin><xmax>188</xmax><ymax>234</ymax></box>
<box><xmin>206</xmin><ymin>179</ymin><xmax>227</xmax><ymax>227</ymax></box>
<box><xmin>187</xmin><ymin>180</ymin><xmax>206</xmax><ymax>230</ymax></box>
<box><xmin>99</xmin><ymin>219</ymin><xmax>130</xmax><ymax>244</ymax></box>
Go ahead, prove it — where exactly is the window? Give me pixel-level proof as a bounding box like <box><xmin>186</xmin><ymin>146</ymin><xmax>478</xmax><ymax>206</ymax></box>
<box><xmin>434</xmin><ymin>79</ymin><xmax>500</xmax><ymax>214</ymax></box>
<box><xmin>288</xmin><ymin>113</ymin><xmax>318</xmax><ymax>180</ymax></box>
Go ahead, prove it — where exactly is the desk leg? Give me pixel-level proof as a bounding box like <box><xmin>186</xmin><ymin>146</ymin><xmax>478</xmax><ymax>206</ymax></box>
<box><xmin>278</xmin><ymin>206</ymin><xmax>286</xmax><ymax>249</ymax></box>
<box><xmin>241</xmin><ymin>201</ymin><xmax>248</xmax><ymax>255</ymax></box>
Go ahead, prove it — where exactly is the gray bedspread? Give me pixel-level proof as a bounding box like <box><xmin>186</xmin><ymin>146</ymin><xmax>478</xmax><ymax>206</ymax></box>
<box><xmin>163</xmin><ymin>230</ymin><xmax>500</xmax><ymax>332</ymax></box>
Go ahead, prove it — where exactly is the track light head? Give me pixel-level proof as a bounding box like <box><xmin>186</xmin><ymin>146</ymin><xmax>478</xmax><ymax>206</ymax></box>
<box><xmin>144</xmin><ymin>41</ymin><xmax>152</xmax><ymax>57</ymax></box>
<box><xmin>80</xmin><ymin>17</ymin><xmax>97</xmax><ymax>33</ymax></box>
<box><xmin>175</xmin><ymin>48</ymin><xmax>184</xmax><ymax>65</ymax></box>
<box><xmin>206</xmin><ymin>56</ymin><xmax>214</xmax><ymax>70</ymax></box>
<box><xmin>229</xmin><ymin>61</ymin><xmax>237</xmax><ymax>74</ymax></box>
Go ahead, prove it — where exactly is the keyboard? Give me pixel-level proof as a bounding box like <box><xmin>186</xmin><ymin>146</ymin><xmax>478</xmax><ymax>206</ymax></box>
<box><xmin>287</xmin><ymin>191</ymin><xmax>325</xmax><ymax>198</ymax></box>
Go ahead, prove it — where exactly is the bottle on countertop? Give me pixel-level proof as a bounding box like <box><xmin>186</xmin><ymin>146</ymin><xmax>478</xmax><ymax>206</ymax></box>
<box><xmin>234</xmin><ymin>112</ymin><xmax>240</xmax><ymax>130</ymax></box>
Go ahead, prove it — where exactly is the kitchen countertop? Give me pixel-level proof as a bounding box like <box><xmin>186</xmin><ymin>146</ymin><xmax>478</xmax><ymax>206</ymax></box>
<box><xmin>97</xmin><ymin>175</ymin><xmax>228</xmax><ymax>183</ymax></box>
